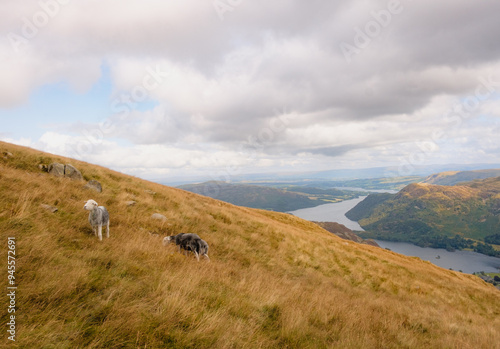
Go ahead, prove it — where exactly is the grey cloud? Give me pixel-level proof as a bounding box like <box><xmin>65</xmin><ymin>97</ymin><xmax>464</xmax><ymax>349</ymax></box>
<box><xmin>389</xmin><ymin>1</ymin><xmax>500</xmax><ymax>67</ymax></box>
<box><xmin>2</xmin><ymin>0</ymin><xmax>500</xmax><ymax>168</ymax></box>
<box><xmin>297</xmin><ymin>144</ymin><xmax>367</xmax><ymax>158</ymax></box>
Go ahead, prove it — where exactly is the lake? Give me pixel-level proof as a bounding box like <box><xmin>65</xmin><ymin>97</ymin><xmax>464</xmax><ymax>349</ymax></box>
<box><xmin>375</xmin><ymin>240</ymin><xmax>500</xmax><ymax>274</ymax></box>
<box><xmin>289</xmin><ymin>196</ymin><xmax>367</xmax><ymax>231</ymax></box>
<box><xmin>289</xmin><ymin>194</ymin><xmax>500</xmax><ymax>274</ymax></box>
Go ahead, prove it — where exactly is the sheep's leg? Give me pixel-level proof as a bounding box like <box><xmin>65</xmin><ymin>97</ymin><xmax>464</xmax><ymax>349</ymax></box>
<box><xmin>178</xmin><ymin>246</ymin><xmax>188</xmax><ymax>257</ymax></box>
<box><xmin>194</xmin><ymin>251</ymin><xmax>200</xmax><ymax>261</ymax></box>
<box><xmin>182</xmin><ymin>244</ymin><xmax>189</xmax><ymax>257</ymax></box>
<box><xmin>203</xmin><ymin>254</ymin><xmax>210</xmax><ymax>261</ymax></box>
<box><xmin>106</xmin><ymin>222</ymin><xmax>110</xmax><ymax>238</ymax></box>
<box><xmin>97</xmin><ymin>225</ymin><xmax>103</xmax><ymax>241</ymax></box>
<box><xmin>93</xmin><ymin>226</ymin><xmax>97</xmax><ymax>237</ymax></box>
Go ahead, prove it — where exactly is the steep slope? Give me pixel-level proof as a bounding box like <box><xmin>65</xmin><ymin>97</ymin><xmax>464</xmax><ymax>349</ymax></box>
<box><xmin>421</xmin><ymin>169</ymin><xmax>500</xmax><ymax>186</ymax></box>
<box><xmin>1</xmin><ymin>141</ymin><xmax>499</xmax><ymax>348</ymax></box>
<box><xmin>347</xmin><ymin>179</ymin><xmax>500</xmax><ymax>255</ymax></box>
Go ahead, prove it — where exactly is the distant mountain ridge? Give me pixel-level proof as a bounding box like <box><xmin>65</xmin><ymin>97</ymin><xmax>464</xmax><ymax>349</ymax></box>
<box><xmin>421</xmin><ymin>169</ymin><xmax>500</xmax><ymax>185</ymax></box>
<box><xmin>162</xmin><ymin>163</ymin><xmax>500</xmax><ymax>186</ymax></box>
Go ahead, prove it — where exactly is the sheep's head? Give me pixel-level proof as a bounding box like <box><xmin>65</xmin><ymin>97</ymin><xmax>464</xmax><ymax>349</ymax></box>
<box><xmin>84</xmin><ymin>199</ymin><xmax>98</xmax><ymax>211</ymax></box>
<box><xmin>163</xmin><ymin>236</ymin><xmax>174</xmax><ymax>246</ymax></box>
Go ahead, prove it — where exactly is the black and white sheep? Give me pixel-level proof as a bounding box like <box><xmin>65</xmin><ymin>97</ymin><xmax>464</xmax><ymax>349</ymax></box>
<box><xmin>163</xmin><ymin>233</ymin><xmax>210</xmax><ymax>261</ymax></box>
<box><xmin>83</xmin><ymin>199</ymin><xmax>110</xmax><ymax>241</ymax></box>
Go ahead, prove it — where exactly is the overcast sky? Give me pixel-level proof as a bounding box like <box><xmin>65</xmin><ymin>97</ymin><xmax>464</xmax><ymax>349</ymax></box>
<box><xmin>1</xmin><ymin>0</ymin><xmax>500</xmax><ymax>181</ymax></box>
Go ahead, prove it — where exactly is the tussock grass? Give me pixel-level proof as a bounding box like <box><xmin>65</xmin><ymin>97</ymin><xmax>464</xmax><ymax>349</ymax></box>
<box><xmin>1</xmin><ymin>141</ymin><xmax>499</xmax><ymax>348</ymax></box>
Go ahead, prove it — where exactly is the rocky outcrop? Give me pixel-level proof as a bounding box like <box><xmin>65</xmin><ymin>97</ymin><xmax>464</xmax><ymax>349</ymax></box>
<box><xmin>46</xmin><ymin>163</ymin><xmax>101</xmax><ymax>193</ymax></box>
<box><xmin>84</xmin><ymin>180</ymin><xmax>102</xmax><ymax>193</ymax></box>
<box><xmin>48</xmin><ymin>163</ymin><xmax>83</xmax><ymax>180</ymax></box>
<box><xmin>40</xmin><ymin>204</ymin><xmax>58</xmax><ymax>213</ymax></box>
<box><xmin>2</xmin><ymin>151</ymin><xmax>13</xmax><ymax>159</ymax></box>
<box><xmin>64</xmin><ymin>164</ymin><xmax>83</xmax><ymax>180</ymax></box>
<box><xmin>48</xmin><ymin>163</ymin><xmax>65</xmax><ymax>177</ymax></box>
<box><xmin>38</xmin><ymin>164</ymin><xmax>49</xmax><ymax>172</ymax></box>
<box><xmin>151</xmin><ymin>213</ymin><xmax>167</xmax><ymax>221</ymax></box>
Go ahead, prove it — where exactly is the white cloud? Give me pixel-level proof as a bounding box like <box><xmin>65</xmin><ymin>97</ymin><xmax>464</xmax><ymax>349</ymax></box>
<box><xmin>1</xmin><ymin>0</ymin><xmax>500</xmax><ymax>178</ymax></box>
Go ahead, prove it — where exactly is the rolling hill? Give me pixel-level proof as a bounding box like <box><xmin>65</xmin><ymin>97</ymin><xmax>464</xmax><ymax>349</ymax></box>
<box><xmin>346</xmin><ymin>177</ymin><xmax>500</xmax><ymax>255</ymax></box>
<box><xmin>178</xmin><ymin>181</ymin><xmax>359</xmax><ymax>212</ymax></box>
<box><xmin>344</xmin><ymin>192</ymin><xmax>395</xmax><ymax>222</ymax></box>
<box><xmin>1</xmin><ymin>141</ymin><xmax>499</xmax><ymax>348</ymax></box>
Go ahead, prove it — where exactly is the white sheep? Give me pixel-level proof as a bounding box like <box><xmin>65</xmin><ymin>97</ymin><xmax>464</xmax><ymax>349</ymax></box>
<box><xmin>83</xmin><ymin>199</ymin><xmax>110</xmax><ymax>241</ymax></box>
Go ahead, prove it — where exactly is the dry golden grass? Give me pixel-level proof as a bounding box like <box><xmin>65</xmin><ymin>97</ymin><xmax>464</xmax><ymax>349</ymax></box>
<box><xmin>1</xmin><ymin>141</ymin><xmax>499</xmax><ymax>348</ymax></box>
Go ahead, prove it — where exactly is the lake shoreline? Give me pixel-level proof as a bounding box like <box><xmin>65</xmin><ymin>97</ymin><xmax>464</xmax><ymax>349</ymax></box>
<box><xmin>289</xmin><ymin>197</ymin><xmax>500</xmax><ymax>274</ymax></box>
<box><xmin>375</xmin><ymin>240</ymin><xmax>500</xmax><ymax>274</ymax></box>
<box><xmin>289</xmin><ymin>196</ymin><xmax>367</xmax><ymax>231</ymax></box>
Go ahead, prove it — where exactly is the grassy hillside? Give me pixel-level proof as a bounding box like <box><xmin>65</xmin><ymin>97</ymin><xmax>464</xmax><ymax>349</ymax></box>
<box><xmin>421</xmin><ymin>169</ymin><xmax>500</xmax><ymax>186</ymax></box>
<box><xmin>345</xmin><ymin>193</ymin><xmax>395</xmax><ymax>222</ymax></box>
<box><xmin>178</xmin><ymin>181</ymin><xmax>359</xmax><ymax>212</ymax></box>
<box><xmin>348</xmin><ymin>179</ymin><xmax>500</xmax><ymax>255</ymax></box>
<box><xmin>1</xmin><ymin>141</ymin><xmax>499</xmax><ymax>348</ymax></box>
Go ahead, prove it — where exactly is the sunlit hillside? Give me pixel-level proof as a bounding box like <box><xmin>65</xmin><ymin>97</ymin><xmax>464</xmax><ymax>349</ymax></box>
<box><xmin>348</xmin><ymin>178</ymin><xmax>500</xmax><ymax>255</ymax></box>
<box><xmin>1</xmin><ymin>141</ymin><xmax>499</xmax><ymax>348</ymax></box>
